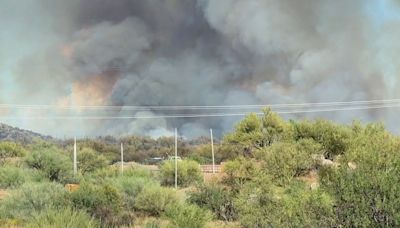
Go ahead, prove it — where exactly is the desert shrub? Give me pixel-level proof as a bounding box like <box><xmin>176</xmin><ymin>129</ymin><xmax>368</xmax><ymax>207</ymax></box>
<box><xmin>134</xmin><ymin>185</ymin><xmax>180</xmax><ymax>216</ymax></box>
<box><xmin>222</xmin><ymin>157</ymin><xmax>259</xmax><ymax>192</ymax></box>
<box><xmin>165</xmin><ymin>203</ymin><xmax>212</xmax><ymax>228</ymax></box>
<box><xmin>319</xmin><ymin>127</ymin><xmax>400</xmax><ymax>227</ymax></box>
<box><xmin>256</xmin><ymin>139</ymin><xmax>320</xmax><ymax>185</ymax></box>
<box><xmin>291</xmin><ymin>119</ymin><xmax>351</xmax><ymax>159</ymax></box>
<box><xmin>77</xmin><ymin>148</ymin><xmax>108</xmax><ymax>175</ymax></box>
<box><xmin>189</xmin><ymin>184</ymin><xmax>237</xmax><ymax>221</ymax></box>
<box><xmin>25</xmin><ymin>146</ymin><xmax>72</xmax><ymax>183</ymax></box>
<box><xmin>0</xmin><ymin>182</ymin><xmax>70</xmax><ymax>221</ymax></box>
<box><xmin>160</xmin><ymin>159</ymin><xmax>202</xmax><ymax>187</ymax></box>
<box><xmin>70</xmin><ymin>182</ymin><xmax>128</xmax><ymax>226</ymax></box>
<box><xmin>0</xmin><ymin>165</ymin><xmax>28</xmax><ymax>188</ymax></box>
<box><xmin>0</xmin><ymin>142</ymin><xmax>26</xmax><ymax>164</ymax></box>
<box><xmin>225</xmin><ymin>109</ymin><xmax>293</xmax><ymax>153</ymax></box>
<box><xmin>235</xmin><ymin>178</ymin><xmax>334</xmax><ymax>228</ymax></box>
<box><xmin>26</xmin><ymin>207</ymin><xmax>98</xmax><ymax>228</ymax></box>
<box><xmin>112</xmin><ymin>175</ymin><xmax>159</xmax><ymax>210</ymax></box>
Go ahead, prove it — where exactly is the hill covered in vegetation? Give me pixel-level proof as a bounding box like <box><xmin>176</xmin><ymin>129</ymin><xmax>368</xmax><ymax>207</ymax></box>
<box><xmin>0</xmin><ymin>123</ymin><xmax>52</xmax><ymax>144</ymax></box>
<box><xmin>1</xmin><ymin>109</ymin><xmax>400</xmax><ymax>227</ymax></box>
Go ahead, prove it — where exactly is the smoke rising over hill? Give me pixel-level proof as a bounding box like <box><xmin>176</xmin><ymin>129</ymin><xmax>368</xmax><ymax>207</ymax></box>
<box><xmin>1</xmin><ymin>0</ymin><xmax>400</xmax><ymax>137</ymax></box>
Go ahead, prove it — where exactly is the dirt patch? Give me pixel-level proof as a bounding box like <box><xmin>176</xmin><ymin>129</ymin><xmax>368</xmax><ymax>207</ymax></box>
<box><xmin>0</xmin><ymin>189</ymin><xmax>9</xmax><ymax>200</ymax></box>
<box><xmin>297</xmin><ymin>170</ymin><xmax>319</xmax><ymax>189</ymax></box>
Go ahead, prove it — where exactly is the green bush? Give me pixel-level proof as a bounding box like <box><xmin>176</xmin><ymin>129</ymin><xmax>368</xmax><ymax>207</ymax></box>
<box><xmin>189</xmin><ymin>184</ymin><xmax>237</xmax><ymax>221</ymax></box>
<box><xmin>77</xmin><ymin>148</ymin><xmax>108</xmax><ymax>175</ymax></box>
<box><xmin>319</xmin><ymin>126</ymin><xmax>400</xmax><ymax>227</ymax></box>
<box><xmin>0</xmin><ymin>165</ymin><xmax>27</xmax><ymax>188</ymax></box>
<box><xmin>165</xmin><ymin>203</ymin><xmax>212</xmax><ymax>228</ymax></box>
<box><xmin>225</xmin><ymin>109</ymin><xmax>293</xmax><ymax>151</ymax></box>
<box><xmin>292</xmin><ymin>119</ymin><xmax>351</xmax><ymax>159</ymax></box>
<box><xmin>160</xmin><ymin>159</ymin><xmax>202</xmax><ymax>187</ymax></box>
<box><xmin>0</xmin><ymin>165</ymin><xmax>45</xmax><ymax>188</ymax></box>
<box><xmin>0</xmin><ymin>142</ymin><xmax>26</xmax><ymax>164</ymax></box>
<box><xmin>0</xmin><ymin>182</ymin><xmax>70</xmax><ymax>221</ymax></box>
<box><xmin>222</xmin><ymin>157</ymin><xmax>259</xmax><ymax>192</ymax></box>
<box><xmin>256</xmin><ymin>139</ymin><xmax>320</xmax><ymax>185</ymax></box>
<box><xmin>134</xmin><ymin>185</ymin><xmax>180</xmax><ymax>216</ymax></box>
<box><xmin>235</xmin><ymin>178</ymin><xmax>334</xmax><ymax>228</ymax></box>
<box><xmin>112</xmin><ymin>175</ymin><xmax>159</xmax><ymax>210</ymax></box>
<box><xmin>70</xmin><ymin>182</ymin><xmax>128</xmax><ymax>226</ymax></box>
<box><xmin>26</xmin><ymin>207</ymin><xmax>98</xmax><ymax>228</ymax></box>
<box><xmin>25</xmin><ymin>146</ymin><xmax>72</xmax><ymax>183</ymax></box>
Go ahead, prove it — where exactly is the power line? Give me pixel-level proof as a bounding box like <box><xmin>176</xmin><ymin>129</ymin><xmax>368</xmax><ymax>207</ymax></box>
<box><xmin>0</xmin><ymin>103</ymin><xmax>399</xmax><ymax>120</ymax></box>
<box><xmin>1</xmin><ymin>98</ymin><xmax>400</xmax><ymax>111</ymax></box>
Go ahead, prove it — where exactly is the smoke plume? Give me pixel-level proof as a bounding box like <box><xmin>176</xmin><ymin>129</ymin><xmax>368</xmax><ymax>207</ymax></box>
<box><xmin>1</xmin><ymin>0</ymin><xmax>400</xmax><ymax>137</ymax></box>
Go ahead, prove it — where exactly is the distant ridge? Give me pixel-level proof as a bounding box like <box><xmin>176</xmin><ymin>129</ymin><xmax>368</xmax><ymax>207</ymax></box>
<box><xmin>0</xmin><ymin>123</ymin><xmax>52</xmax><ymax>144</ymax></box>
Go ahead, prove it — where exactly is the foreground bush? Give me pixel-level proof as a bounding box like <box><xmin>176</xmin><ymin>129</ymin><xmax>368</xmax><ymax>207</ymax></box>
<box><xmin>222</xmin><ymin>157</ymin><xmax>259</xmax><ymax>192</ymax></box>
<box><xmin>160</xmin><ymin>159</ymin><xmax>202</xmax><ymax>187</ymax></box>
<box><xmin>0</xmin><ymin>165</ymin><xmax>28</xmax><ymax>188</ymax></box>
<box><xmin>189</xmin><ymin>184</ymin><xmax>237</xmax><ymax>221</ymax></box>
<box><xmin>165</xmin><ymin>203</ymin><xmax>212</xmax><ymax>228</ymax></box>
<box><xmin>70</xmin><ymin>182</ymin><xmax>129</xmax><ymax>226</ymax></box>
<box><xmin>77</xmin><ymin>148</ymin><xmax>108</xmax><ymax>175</ymax></box>
<box><xmin>0</xmin><ymin>142</ymin><xmax>26</xmax><ymax>164</ymax></box>
<box><xmin>112</xmin><ymin>175</ymin><xmax>159</xmax><ymax>210</ymax></box>
<box><xmin>26</xmin><ymin>207</ymin><xmax>98</xmax><ymax>228</ymax></box>
<box><xmin>235</xmin><ymin>179</ymin><xmax>334</xmax><ymax>227</ymax></box>
<box><xmin>0</xmin><ymin>182</ymin><xmax>70</xmax><ymax>221</ymax></box>
<box><xmin>25</xmin><ymin>146</ymin><xmax>72</xmax><ymax>183</ymax></box>
<box><xmin>134</xmin><ymin>184</ymin><xmax>180</xmax><ymax>216</ymax></box>
<box><xmin>320</xmin><ymin>125</ymin><xmax>400</xmax><ymax>227</ymax></box>
<box><xmin>256</xmin><ymin>139</ymin><xmax>320</xmax><ymax>186</ymax></box>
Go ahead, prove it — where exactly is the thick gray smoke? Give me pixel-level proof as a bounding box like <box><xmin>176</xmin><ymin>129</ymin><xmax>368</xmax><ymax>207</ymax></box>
<box><xmin>1</xmin><ymin>0</ymin><xmax>400</xmax><ymax>137</ymax></box>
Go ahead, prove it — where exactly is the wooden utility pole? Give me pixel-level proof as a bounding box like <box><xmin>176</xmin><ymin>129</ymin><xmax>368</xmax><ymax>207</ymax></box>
<box><xmin>73</xmin><ymin>137</ymin><xmax>77</xmax><ymax>175</ymax></box>
<box><xmin>175</xmin><ymin>128</ymin><xmax>178</xmax><ymax>189</ymax></box>
<box><xmin>210</xmin><ymin>129</ymin><xmax>215</xmax><ymax>174</ymax></box>
<box><xmin>121</xmin><ymin>142</ymin><xmax>124</xmax><ymax>174</ymax></box>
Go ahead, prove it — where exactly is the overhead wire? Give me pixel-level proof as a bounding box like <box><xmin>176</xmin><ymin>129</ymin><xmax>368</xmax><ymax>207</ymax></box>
<box><xmin>0</xmin><ymin>102</ymin><xmax>399</xmax><ymax>120</ymax></box>
<box><xmin>1</xmin><ymin>98</ymin><xmax>400</xmax><ymax>111</ymax></box>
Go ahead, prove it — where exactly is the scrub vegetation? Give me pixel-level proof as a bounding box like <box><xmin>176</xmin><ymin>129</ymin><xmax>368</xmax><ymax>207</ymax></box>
<box><xmin>1</xmin><ymin>109</ymin><xmax>400</xmax><ymax>227</ymax></box>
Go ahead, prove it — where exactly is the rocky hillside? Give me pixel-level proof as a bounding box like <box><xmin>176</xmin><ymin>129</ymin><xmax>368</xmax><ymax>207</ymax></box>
<box><xmin>0</xmin><ymin>123</ymin><xmax>52</xmax><ymax>144</ymax></box>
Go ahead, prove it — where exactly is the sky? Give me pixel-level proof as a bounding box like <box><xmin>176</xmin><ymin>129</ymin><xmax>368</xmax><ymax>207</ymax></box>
<box><xmin>1</xmin><ymin>0</ymin><xmax>400</xmax><ymax>138</ymax></box>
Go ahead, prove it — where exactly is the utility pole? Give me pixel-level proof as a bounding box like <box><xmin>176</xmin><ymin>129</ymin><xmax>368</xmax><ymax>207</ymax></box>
<box><xmin>121</xmin><ymin>142</ymin><xmax>124</xmax><ymax>174</ymax></box>
<box><xmin>73</xmin><ymin>137</ymin><xmax>77</xmax><ymax>175</ymax></box>
<box><xmin>175</xmin><ymin>128</ymin><xmax>178</xmax><ymax>189</ymax></box>
<box><xmin>210</xmin><ymin>129</ymin><xmax>215</xmax><ymax>174</ymax></box>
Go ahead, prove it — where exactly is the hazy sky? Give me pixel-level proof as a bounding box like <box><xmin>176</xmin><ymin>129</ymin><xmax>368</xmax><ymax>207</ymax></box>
<box><xmin>1</xmin><ymin>0</ymin><xmax>400</xmax><ymax>138</ymax></box>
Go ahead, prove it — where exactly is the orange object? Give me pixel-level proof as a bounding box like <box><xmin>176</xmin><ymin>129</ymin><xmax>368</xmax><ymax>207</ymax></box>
<box><xmin>65</xmin><ymin>184</ymin><xmax>80</xmax><ymax>192</ymax></box>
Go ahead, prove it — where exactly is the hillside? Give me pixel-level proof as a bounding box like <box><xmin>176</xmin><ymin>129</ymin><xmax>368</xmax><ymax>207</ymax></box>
<box><xmin>0</xmin><ymin>123</ymin><xmax>52</xmax><ymax>143</ymax></box>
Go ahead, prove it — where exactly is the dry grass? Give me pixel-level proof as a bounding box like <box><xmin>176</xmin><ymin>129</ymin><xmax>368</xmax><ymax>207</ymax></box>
<box><xmin>203</xmin><ymin>172</ymin><xmax>224</xmax><ymax>184</ymax></box>
<box><xmin>133</xmin><ymin>216</ymin><xmax>170</xmax><ymax>227</ymax></box>
<box><xmin>206</xmin><ymin>221</ymin><xmax>241</xmax><ymax>228</ymax></box>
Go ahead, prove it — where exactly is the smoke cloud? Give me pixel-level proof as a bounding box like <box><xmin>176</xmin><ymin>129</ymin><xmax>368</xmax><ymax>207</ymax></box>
<box><xmin>1</xmin><ymin>0</ymin><xmax>400</xmax><ymax>137</ymax></box>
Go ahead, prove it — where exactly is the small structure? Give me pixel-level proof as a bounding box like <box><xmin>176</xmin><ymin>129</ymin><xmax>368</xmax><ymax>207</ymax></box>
<box><xmin>65</xmin><ymin>184</ymin><xmax>80</xmax><ymax>192</ymax></box>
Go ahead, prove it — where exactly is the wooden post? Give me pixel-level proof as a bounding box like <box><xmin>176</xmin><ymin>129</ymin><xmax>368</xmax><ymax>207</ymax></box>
<box><xmin>210</xmin><ymin>129</ymin><xmax>215</xmax><ymax>174</ymax></box>
<box><xmin>121</xmin><ymin>142</ymin><xmax>124</xmax><ymax>174</ymax></box>
<box><xmin>73</xmin><ymin>137</ymin><xmax>77</xmax><ymax>175</ymax></box>
<box><xmin>175</xmin><ymin>128</ymin><xmax>178</xmax><ymax>189</ymax></box>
